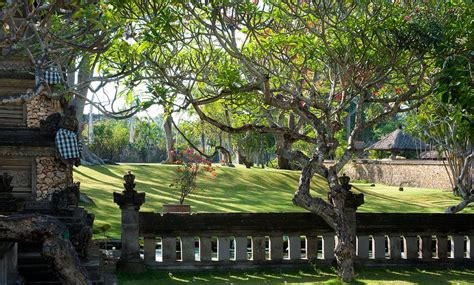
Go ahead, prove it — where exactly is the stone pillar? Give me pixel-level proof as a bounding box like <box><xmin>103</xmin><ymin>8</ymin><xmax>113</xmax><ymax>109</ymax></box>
<box><xmin>389</xmin><ymin>235</ymin><xmax>402</xmax><ymax>260</ymax></box>
<box><xmin>252</xmin><ymin>236</ymin><xmax>266</xmax><ymax>261</ymax></box>
<box><xmin>451</xmin><ymin>235</ymin><xmax>465</xmax><ymax>259</ymax></box>
<box><xmin>322</xmin><ymin>235</ymin><xmax>335</xmax><ymax>261</ymax></box>
<box><xmin>113</xmin><ymin>172</ymin><xmax>146</xmax><ymax>273</ymax></box>
<box><xmin>357</xmin><ymin>235</ymin><xmax>369</xmax><ymax>259</ymax></box>
<box><xmin>181</xmin><ymin>237</ymin><xmax>196</xmax><ymax>262</ymax></box>
<box><xmin>437</xmin><ymin>235</ymin><xmax>448</xmax><ymax>260</ymax></box>
<box><xmin>420</xmin><ymin>235</ymin><xmax>433</xmax><ymax>260</ymax></box>
<box><xmin>404</xmin><ymin>236</ymin><xmax>419</xmax><ymax>260</ymax></box>
<box><xmin>305</xmin><ymin>235</ymin><xmax>318</xmax><ymax>261</ymax></box>
<box><xmin>199</xmin><ymin>236</ymin><xmax>212</xmax><ymax>262</ymax></box>
<box><xmin>373</xmin><ymin>235</ymin><xmax>386</xmax><ymax>260</ymax></box>
<box><xmin>234</xmin><ymin>236</ymin><xmax>248</xmax><ymax>261</ymax></box>
<box><xmin>143</xmin><ymin>236</ymin><xmax>156</xmax><ymax>265</ymax></box>
<box><xmin>217</xmin><ymin>237</ymin><xmax>230</xmax><ymax>261</ymax></box>
<box><xmin>162</xmin><ymin>237</ymin><xmax>177</xmax><ymax>262</ymax></box>
<box><xmin>288</xmin><ymin>235</ymin><xmax>301</xmax><ymax>260</ymax></box>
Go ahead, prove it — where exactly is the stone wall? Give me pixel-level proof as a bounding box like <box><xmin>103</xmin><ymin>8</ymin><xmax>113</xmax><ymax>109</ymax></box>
<box><xmin>339</xmin><ymin>160</ymin><xmax>452</xmax><ymax>190</ymax></box>
<box><xmin>35</xmin><ymin>157</ymin><xmax>71</xmax><ymax>200</ymax></box>
<box><xmin>26</xmin><ymin>94</ymin><xmax>61</xmax><ymax>128</ymax></box>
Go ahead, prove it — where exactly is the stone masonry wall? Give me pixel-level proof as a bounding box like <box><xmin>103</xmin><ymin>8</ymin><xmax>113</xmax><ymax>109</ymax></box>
<box><xmin>338</xmin><ymin>160</ymin><xmax>452</xmax><ymax>190</ymax></box>
<box><xmin>26</xmin><ymin>94</ymin><xmax>61</xmax><ymax>128</ymax></box>
<box><xmin>35</xmin><ymin>157</ymin><xmax>72</xmax><ymax>200</ymax></box>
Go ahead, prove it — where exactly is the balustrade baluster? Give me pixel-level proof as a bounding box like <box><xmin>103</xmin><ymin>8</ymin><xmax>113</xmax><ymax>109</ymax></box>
<box><xmin>162</xmin><ymin>237</ymin><xmax>177</xmax><ymax>263</ymax></box>
<box><xmin>217</xmin><ymin>237</ymin><xmax>230</xmax><ymax>261</ymax></box>
<box><xmin>199</xmin><ymin>236</ymin><xmax>212</xmax><ymax>262</ymax></box>
<box><xmin>252</xmin><ymin>236</ymin><xmax>266</xmax><ymax>261</ymax></box>
<box><xmin>288</xmin><ymin>235</ymin><xmax>301</xmax><ymax>260</ymax></box>
<box><xmin>234</xmin><ymin>237</ymin><xmax>248</xmax><ymax>261</ymax></box>
<box><xmin>269</xmin><ymin>236</ymin><xmax>283</xmax><ymax>261</ymax></box>
<box><xmin>357</xmin><ymin>235</ymin><xmax>369</xmax><ymax>259</ymax></box>
<box><xmin>451</xmin><ymin>235</ymin><xmax>465</xmax><ymax>259</ymax></box>
<box><xmin>437</xmin><ymin>235</ymin><xmax>448</xmax><ymax>260</ymax></box>
<box><xmin>388</xmin><ymin>235</ymin><xmax>401</xmax><ymax>260</ymax></box>
<box><xmin>181</xmin><ymin>237</ymin><xmax>196</xmax><ymax>262</ymax></box>
<box><xmin>322</xmin><ymin>235</ymin><xmax>335</xmax><ymax>261</ymax></box>
<box><xmin>404</xmin><ymin>236</ymin><xmax>418</xmax><ymax>260</ymax></box>
<box><xmin>373</xmin><ymin>235</ymin><xmax>386</xmax><ymax>259</ymax></box>
<box><xmin>143</xmin><ymin>236</ymin><xmax>156</xmax><ymax>264</ymax></box>
<box><xmin>420</xmin><ymin>235</ymin><xmax>432</xmax><ymax>260</ymax></box>
<box><xmin>305</xmin><ymin>235</ymin><xmax>318</xmax><ymax>261</ymax></box>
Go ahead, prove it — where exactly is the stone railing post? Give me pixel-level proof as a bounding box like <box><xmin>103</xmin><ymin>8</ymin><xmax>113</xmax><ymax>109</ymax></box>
<box><xmin>114</xmin><ymin>171</ymin><xmax>146</xmax><ymax>273</ymax></box>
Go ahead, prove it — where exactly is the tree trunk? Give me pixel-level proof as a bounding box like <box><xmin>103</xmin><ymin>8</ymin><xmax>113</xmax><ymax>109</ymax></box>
<box><xmin>225</xmin><ymin>109</ymin><xmax>233</xmax><ymax>156</ymax></box>
<box><xmin>293</xmin><ymin>161</ymin><xmax>360</xmax><ymax>282</ymax></box>
<box><xmin>0</xmin><ymin>214</ymin><xmax>90</xmax><ymax>285</ymax></box>
<box><xmin>81</xmin><ymin>144</ymin><xmax>105</xmax><ymax>166</ymax></box>
<box><xmin>200</xmin><ymin>130</ymin><xmax>206</xmax><ymax>153</ymax></box>
<box><xmin>275</xmin><ymin>133</ymin><xmax>293</xmax><ymax>170</ymax></box>
<box><xmin>329</xmin><ymin>175</ymin><xmax>358</xmax><ymax>282</ymax></box>
<box><xmin>72</xmin><ymin>55</ymin><xmax>92</xmax><ymax>122</ymax></box>
<box><xmin>163</xmin><ymin>115</ymin><xmax>176</xmax><ymax>163</ymax></box>
<box><xmin>333</xmin><ymin>207</ymin><xmax>356</xmax><ymax>282</ymax></box>
<box><xmin>217</xmin><ymin>146</ymin><xmax>234</xmax><ymax>167</ymax></box>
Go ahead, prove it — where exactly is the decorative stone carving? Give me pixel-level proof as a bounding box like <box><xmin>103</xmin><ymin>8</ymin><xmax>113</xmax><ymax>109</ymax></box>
<box><xmin>114</xmin><ymin>171</ymin><xmax>146</xmax><ymax>273</ymax></box>
<box><xmin>51</xmin><ymin>182</ymin><xmax>80</xmax><ymax>211</ymax></box>
<box><xmin>40</xmin><ymin>112</ymin><xmax>61</xmax><ymax>138</ymax></box>
<box><xmin>113</xmin><ymin>172</ymin><xmax>145</xmax><ymax>210</ymax></box>
<box><xmin>339</xmin><ymin>174</ymin><xmax>364</xmax><ymax>210</ymax></box>
<box><xmin>0</xmin><ymin>172</ymin><xmax>13</xmax><ymax>193</ymax></box>
<box><xmin>0</xmin><ymin>172</ymin><xmax>22</xmax><ymax>213</ymax></box>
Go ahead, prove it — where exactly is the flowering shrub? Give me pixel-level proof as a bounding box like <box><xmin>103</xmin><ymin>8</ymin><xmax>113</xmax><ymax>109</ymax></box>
<box><xmin>170</xmin><ymin>148</ymin><xmax>217</xmax><ymax>204</ymax></box>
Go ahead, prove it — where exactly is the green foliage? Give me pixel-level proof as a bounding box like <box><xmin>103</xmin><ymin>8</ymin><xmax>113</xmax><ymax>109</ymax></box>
<box><xmin>170</xmin><ymin>150</ymin><xmax>217</xmax><ymax>204</ymax></box>
<box><xmin>89</xmin><ymin>120</ymin><xmax>129</xmax><ymax>161</ymax></box>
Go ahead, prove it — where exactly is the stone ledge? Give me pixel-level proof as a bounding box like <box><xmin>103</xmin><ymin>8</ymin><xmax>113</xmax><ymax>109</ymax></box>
<box><xmin>0</xmin><ymin>128</ymin><xmax>55</xmax><ymax>147</ymax></box>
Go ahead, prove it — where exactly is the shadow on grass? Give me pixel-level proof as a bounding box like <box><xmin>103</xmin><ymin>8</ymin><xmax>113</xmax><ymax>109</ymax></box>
<box><xmin>118</xmin><ymin>267</ymin><xmax>474</xmax><ymax>285</ymax></box>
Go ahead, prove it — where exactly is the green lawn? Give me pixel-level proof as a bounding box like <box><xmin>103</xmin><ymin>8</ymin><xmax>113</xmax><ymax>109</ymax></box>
<box><xmin>74</xmin><ymin>164</ymin><xmax>471</xmax><ymax>237</ymax></box>
<box><xmin>118</xmin><ymin>267</ymin><xmax>474</xmax><ymax>285</ymax></box>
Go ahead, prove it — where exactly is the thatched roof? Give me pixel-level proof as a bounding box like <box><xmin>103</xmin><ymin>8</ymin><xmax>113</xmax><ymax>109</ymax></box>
<box><xmin>368</xmin><ymin>127</ymin><xmax>427</xmax><ymax>152</ymax></box>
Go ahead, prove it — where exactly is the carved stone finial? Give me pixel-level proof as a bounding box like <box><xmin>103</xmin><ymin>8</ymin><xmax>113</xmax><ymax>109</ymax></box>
<box><xmin>0</xmin><ymin>172</ymin><xmax>13</xmax><ymax>193</ymax></box>
<box><xmin>339</xmin><ymin>173</ymin><xmax>351</xmax><ymax>191</ymax></box>
<box><xmin>123</xmin><ymin>171</ymin><xmax>136</xmax><ymax>192</ymax></box>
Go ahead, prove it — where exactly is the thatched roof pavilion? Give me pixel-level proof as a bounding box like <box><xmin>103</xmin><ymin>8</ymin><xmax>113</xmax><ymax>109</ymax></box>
<box><xmin>368</xmin><ymin>126</ymin><xmax>427</xmax><ymax>159</ymax></box>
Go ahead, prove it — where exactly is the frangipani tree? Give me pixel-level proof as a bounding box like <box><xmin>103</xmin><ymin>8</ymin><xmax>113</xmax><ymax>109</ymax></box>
<box><xmin>99</xmin><ymin>1</ymin><xmax>449</xmax><ymax>281</ymax></box>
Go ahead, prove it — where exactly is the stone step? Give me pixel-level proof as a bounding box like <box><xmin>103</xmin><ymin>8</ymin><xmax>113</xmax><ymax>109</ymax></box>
<box><xmin>18</xmin><ymin>250</ymin><xmax>103</xmax><ymax>284</ymax></box>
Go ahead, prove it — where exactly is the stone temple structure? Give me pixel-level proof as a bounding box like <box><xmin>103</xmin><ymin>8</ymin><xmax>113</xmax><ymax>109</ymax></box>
<box><xmin>0</xmin><ymin>26</ymin><xmax>102</xmax><ymax>285</ymax></box>
<box><xmin>0</xmin><ymin>57</ymin><xmax>71</xmax><ymax>201</ymax></box>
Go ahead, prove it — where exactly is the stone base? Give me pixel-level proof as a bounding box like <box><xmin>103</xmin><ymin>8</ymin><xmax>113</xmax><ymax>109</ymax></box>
<box><xmin>116</xmin><ymin>258</ymin><xmax>146</xmax><ymax>273</ymax></box>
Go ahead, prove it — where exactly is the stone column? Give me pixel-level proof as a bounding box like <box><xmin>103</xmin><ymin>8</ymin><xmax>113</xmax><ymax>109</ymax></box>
<box><xmin>305</xmin><ymin>235</ymin><xmax>318</xmax><ymax>261</ymax></box>
<box><xmin>388</xmin><ymin>235</ymin><xmax>402</xmax><ymax>260</ymax></box>
<box><xmin>234</xmin><ymin>236</ymin><xmax>248</xmax><ymax>261</ymax></box>
<box><xmin>288</xmin><ymin>235</ymin><xmax>301</xmax><ymax>260</ymax></box>
<box><xmin>114</xmin><ymin>172</ymin><xmax>146</xmax><ymax>273</ymax></box>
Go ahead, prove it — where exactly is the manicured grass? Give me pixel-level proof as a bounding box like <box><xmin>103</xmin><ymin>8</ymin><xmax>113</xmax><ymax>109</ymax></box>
<box><xmin>118</xmin><ymin>267</ymin><xmax>474</xmax><ymax>284</ymax></box>
<box><xmin>73</xmin><ymin>164</ymin><xmax>471</xmax><ymax>238</ymax></box>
